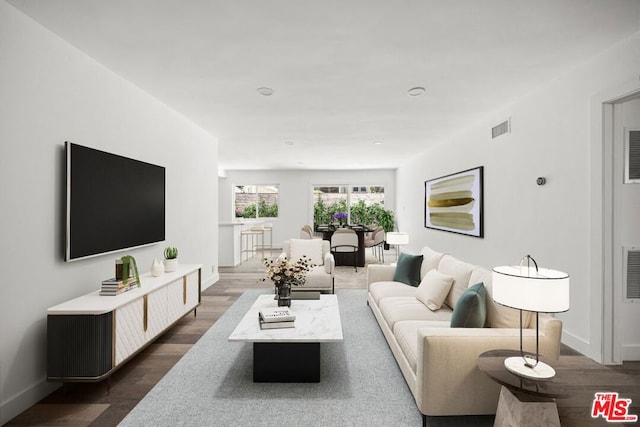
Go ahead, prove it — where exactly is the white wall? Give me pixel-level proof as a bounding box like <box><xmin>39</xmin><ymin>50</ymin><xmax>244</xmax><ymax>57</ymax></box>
<box><xmin>395</xmin><ymin>30</ymin><xmax>640</xmax><ymax>363</ymax></box>
<box><xmin>219</xmin><ymin>169</ymin><xmax>396</xmax><ymax>247</ymax></box>
<box><xmin>0</xmin><ymin>3</ymin><xmax>219</xmax><ymax>423</ymax></box>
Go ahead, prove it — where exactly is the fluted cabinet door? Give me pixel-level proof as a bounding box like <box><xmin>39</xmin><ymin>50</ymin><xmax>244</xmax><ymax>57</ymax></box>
<box><xmin>166</xmin><ymin>279</ymin><xmax>184</xmax><ymax>324</ymax></box>
<box><xmin>114</xmin><ymin>298</ymin><xmax>145</xmax><ymax>365</ymax></box>
<box><xmin>115</xmin><ymin>287</ymin><xmax>168</xmax><ymax>364</ymax></box>
<box><xmin>185</xmin><ymin>271</ymin><xmax>200</xmax><ymax>311</ymax></box>
<box><xmin>145</xmin><ymin>287</ymin><xmax>168</xmax><ymax>340</ymax></box>
<box><xmin>167</xmin><ymin>271</ymin><xmax>200</xmax><ymax>323</ymax></box>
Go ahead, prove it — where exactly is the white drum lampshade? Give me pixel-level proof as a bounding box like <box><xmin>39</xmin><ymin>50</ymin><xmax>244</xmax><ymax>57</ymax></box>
<box><xmin>386</xmin><ymin>232</ymin><xmax>409</xmax><ymax>260</ymax></box>
<box><xmin>492</xmin><ymin>256</ymin><xmax>570</xmax><ymax>379</ymax></box>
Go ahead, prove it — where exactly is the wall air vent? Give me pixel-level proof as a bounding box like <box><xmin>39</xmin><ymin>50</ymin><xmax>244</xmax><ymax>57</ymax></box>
<box><xmin>491</xmin><ymin>118</ymin><xmax>510</xmax><ymax>139</ymax></box>
<box><xmin>624</xmin><ymin>128</ymin><xmax>640</xmax><ymax>183</ymax></box>
<box><xmin>624</xmin><ymin>246</ymin><xmax>640</xmax><ymax>301</ymax></box>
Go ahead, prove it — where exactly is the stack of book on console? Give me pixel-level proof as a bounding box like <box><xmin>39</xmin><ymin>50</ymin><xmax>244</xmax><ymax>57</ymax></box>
<box><xmin>258</xmin><ymin>307</ymin><xmax>296</xmax><ymax>329</ymax></box>
<box><xmin>100</xmin><ymin>277</ymin><xmax>138</xmax><ymax>296</ymax></box>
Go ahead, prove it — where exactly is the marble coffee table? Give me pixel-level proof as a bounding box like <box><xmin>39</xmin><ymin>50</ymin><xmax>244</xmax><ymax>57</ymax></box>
<box><xmin>228</xmin><ymin>294</ymin><xmax>343</xmax><ymax>382</ymax></box>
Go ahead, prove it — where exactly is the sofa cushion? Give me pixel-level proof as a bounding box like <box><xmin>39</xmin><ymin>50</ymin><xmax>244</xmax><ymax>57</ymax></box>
<box><xmin>289</xmin><ymin>238</ymin><xmax>324</xmax><ymax>266</ymax></box>
<box><xmin>369</xmin><ymin>281</ymin><xmax>417</xmax><ymax>305</ymax></box>
<box><xmin>470</xmin><ymin>267</ymin><xmax>533</xmax><ymax>328</ymax></box>
<box><xmin>380</xmin><ymin>297</ymin><xmax>453</xmax><ymax>329</ymax></box>
<box><xmin>393</xmin><ymin>252</ymin><xmax>424</xmax><ymax>286</ymax></box>
<box><xmin>416</xmin><ymin>269</ymin><xmax>454</xmax><ymax>311</ymax></box>
<box><xmin>450</xmin><ymin>282</ymin><xmax>487</xmax><ymax>328</ymax></box>
<box><xmin>394</xmin><ymin>320</ymin><xmax>451</xmax><ymax>373</ymax></box>
<box><xmin>420</xmin><ymin>246</ymin><xmax>445</xmax><ymax>280</ymax></box>
<box><xmin>438</xmin><ymin>255</ymin><xmax>474</xmax><ymax>309</ymax></box>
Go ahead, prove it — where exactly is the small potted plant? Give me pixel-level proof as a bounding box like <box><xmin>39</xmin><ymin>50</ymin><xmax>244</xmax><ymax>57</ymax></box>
<box><xmin>115</xmin><ymin>255</ymin><xmax>141</xmax><ymax>287</ymax></box>
<box><xmin>378</xmin><ymin>209</ymin><xmax>396</xmax><ymax>250</ymax></box>
<box><xmin>163</xmin><ymin>246</ymin><xmax>178</xmax><ymax>272</ymax></box>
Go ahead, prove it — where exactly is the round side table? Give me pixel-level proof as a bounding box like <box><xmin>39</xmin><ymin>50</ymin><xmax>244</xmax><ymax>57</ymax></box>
<box><xmin>478</xmin><ymin>349</ymin><xmax>569</xmax><ymax>427</ymax></box>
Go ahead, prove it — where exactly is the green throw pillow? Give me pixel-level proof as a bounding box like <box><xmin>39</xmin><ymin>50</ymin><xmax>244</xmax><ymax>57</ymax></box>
<box><xmin>450</xmin><ymin>282</ymin><xmax>487</xmax><ymax>328</ymax></box>
<box><xmin>393</xmin><ymin>252</ymin><xmax>424</xmax><ymax>286</ymax></box>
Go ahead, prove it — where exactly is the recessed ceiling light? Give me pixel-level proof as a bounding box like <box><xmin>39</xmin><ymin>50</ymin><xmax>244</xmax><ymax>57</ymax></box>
<box><xmin>407</xmin><ymin>86</ymin><xmax>426</xmax><ymax>97</ymax></box>
<box><xmin>373</xmin><ymin>141</ymin><xmax>383</xmax><ymax>145</ymax></box>
<box><xmin>257</xmin><ymin>87</ymin><xmax>274</xmax><ymax>96</ymax></box>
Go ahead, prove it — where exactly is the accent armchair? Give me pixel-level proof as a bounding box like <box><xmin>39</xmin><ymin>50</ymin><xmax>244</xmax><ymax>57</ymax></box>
<box><xmin>282</xmin><ymin>239</ymin><xmax>335</xmax><ymax>293</ymax></box>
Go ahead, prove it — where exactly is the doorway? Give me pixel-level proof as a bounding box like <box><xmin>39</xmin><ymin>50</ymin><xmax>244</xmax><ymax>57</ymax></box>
<box><xmin>603</xmin><ymin>90</ymin><xmax>640</xmax><ymax>363</ymax></box>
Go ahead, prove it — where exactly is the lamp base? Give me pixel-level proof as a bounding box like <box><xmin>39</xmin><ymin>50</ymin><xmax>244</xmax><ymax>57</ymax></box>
<box><xmin>504</xmin><ymin>356</ymin><xmax>556</xmax><ymax>379</ymax></box>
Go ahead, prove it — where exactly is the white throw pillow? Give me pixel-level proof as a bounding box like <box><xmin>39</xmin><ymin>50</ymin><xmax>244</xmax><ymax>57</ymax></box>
<box><xmin>289</xmin><ymin>238</ymin><xmax>324</xmax><ymax>266</ymax></box>
<box><xmin>416</xmin><ymin>269</ymin><xmax>454</xmax><ymax>311</ymax></box>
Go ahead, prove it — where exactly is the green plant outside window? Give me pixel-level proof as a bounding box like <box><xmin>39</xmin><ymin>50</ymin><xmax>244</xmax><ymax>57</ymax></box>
<box><xmin>312</xmin><ymin>185</ymin><xmax>393</xmax><ymax>232</ymax></box>
<box><xmin>234</xmin><ymin>185</ymin><xmax>278</xmax><ymax>218</ymax></box>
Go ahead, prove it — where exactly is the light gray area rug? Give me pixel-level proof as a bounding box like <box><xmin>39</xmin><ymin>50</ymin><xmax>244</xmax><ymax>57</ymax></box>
<box><xmin>119</xmin><ymin>289</ymin><xmax>422</xmax><ymax>426</ymax></box>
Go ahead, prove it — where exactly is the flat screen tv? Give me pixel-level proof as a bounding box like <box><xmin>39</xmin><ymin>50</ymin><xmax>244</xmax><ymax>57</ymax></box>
<box><xmin>65</xmin><ymin>142</ymin><xmax>166</xmax><ymax>261</ymax></box>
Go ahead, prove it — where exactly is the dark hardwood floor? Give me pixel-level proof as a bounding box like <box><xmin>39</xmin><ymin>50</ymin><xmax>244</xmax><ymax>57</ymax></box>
<box><xmin>5</xmin><ymin>251</ymin><xmax>640</xmax><ymax>426</ymax></box>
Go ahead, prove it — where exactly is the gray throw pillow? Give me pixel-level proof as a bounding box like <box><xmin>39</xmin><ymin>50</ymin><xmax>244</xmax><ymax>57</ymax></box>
<box><xmin>450</xmin><ymin>282</ymin><xmax>487</xmax><ymax>328</ymax></box>
<box><xmin>392</xmin><ymin>252</ymin><xmax>424</xmax><ymax>286</ymax></box>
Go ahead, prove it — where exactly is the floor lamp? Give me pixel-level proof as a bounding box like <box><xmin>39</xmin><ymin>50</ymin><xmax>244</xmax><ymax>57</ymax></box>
<box><xmin>385</xmin><ymin>232</ymin><xmax>409</xmax><ymax>261</ymax></box>
<box><xmin>492</xmin><ymin>255</ymin><xmax>570</xmax><ymax>379</ymax></box>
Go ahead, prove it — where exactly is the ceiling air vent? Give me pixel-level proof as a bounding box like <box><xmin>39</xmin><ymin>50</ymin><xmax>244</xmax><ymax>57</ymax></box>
<box><xmin>624</xmin><ymin>247</ymin><xmax>640</xmax><ymax>301</ymax></box>
<box><xmin>624</xmin><ymin>128</ymin><xmax>640</xmax><ymax>183</ymax></box>
<box><xmin>491</xmin><ymin>118</ymin><xmax>510</xmax><ymax>139</ymax></box>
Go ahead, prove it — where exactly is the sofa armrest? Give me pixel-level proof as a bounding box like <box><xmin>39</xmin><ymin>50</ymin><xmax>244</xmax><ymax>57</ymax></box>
<box><xmin>367</xmin><ymin>264</ymin><xmax>396</xmax><ymax>287</ymax></box>
<box><xmin>324</xmin><ymin>252</ymin><xmax>335</xmax><ymax>276</ymax></box>
<box><xmin>415</xmin><ymin>316</ymin><xmax>562</xmax><ymax>416</ymax></box>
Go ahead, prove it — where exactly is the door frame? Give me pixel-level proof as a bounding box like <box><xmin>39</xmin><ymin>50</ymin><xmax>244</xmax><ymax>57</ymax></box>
<box><xmin>591</xmin><ymin>82</ymin><xmax>640</xmax><ymax>364</ymax></box>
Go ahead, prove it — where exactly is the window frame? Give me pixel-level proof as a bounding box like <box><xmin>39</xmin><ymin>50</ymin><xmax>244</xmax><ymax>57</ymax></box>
<box><xmin>234</xmin><ymin>184</ymin><xmax>279</xmax><ymax>219</ymax></box>
<box><xmin>312</xmin><ymin>184</ymin><xmax>385</xmax><ymax>225</ymax></box>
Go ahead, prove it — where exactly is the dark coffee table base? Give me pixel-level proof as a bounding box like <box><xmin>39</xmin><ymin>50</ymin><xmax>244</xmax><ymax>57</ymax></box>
<box><xmin>253</xmin><ymin>342</ymin><xmax>320</xmax><ymax>382</ymax></box>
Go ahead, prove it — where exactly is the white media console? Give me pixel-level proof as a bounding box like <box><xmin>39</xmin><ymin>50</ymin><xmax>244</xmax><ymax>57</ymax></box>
<box><xmin>47</xmin><ymin>264</ymin><xmax>202</xmax><ymax>382</ymax></box>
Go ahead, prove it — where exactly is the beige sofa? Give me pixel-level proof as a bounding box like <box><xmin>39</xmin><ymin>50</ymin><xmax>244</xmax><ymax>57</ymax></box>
<box><xmin>282</xmin><ymin>239</ymin><xmax>335</xmax><ymax>293</ymax></box>
<box><xmin>366</xmin><ymin>246</ymin><xmax>563</xmax><ymax>418</ymax></box>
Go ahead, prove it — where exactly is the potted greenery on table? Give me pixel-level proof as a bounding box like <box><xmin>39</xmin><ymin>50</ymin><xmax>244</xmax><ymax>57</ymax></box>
<box><xmin>116</xmin><ymin>255</ymin><xmax>141</xmax><ymax>287</ymax></box>
<box><xmin>164</xmin><ymin>246</ymin><xmax>179</xmax><ymax>272</ymax></box>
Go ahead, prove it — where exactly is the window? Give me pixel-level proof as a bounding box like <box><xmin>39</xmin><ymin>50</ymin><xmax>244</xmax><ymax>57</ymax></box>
<box><xmin>313</xmin><ymin>185</ymin><xmax>384</xmax><ymax>226</ymax></box>
<box><xmin>234</xmin><ymin>185</ymin><xmax>279</xmax><ymax>218</ymax></box>
<box><xmin>313</xmin><ymin>186</ymin><xmax>348</xmax><ymax>226</ymax></box>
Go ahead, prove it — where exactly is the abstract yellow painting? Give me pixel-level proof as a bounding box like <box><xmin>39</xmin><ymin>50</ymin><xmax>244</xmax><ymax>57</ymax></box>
<box><xmin>424</xmin><ymin>166</ymin><xmax>484</xmax><ymax>237</ymax></box>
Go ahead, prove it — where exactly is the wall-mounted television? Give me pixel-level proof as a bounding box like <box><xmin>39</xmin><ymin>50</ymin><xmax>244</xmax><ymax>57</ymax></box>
<box><xmin>65</xmin><ymin>142</ymin><xmax>166</xmax><ymax>261</ymax></box>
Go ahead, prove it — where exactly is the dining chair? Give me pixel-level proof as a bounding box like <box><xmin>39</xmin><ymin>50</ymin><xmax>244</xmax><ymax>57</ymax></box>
<box><xmin>300</xmin><ymin>225</ymin><xmax>314</xmax><ymax>239</ymax></box>
<box><xmin>330</xmin><ymin>229</ymin><xmax>359</xmax><ymax>272</ymax></box>
<box><xmin>364</xmin><ymin>226</ymin><xmax>385</xmax><ymax>263</ymax></box>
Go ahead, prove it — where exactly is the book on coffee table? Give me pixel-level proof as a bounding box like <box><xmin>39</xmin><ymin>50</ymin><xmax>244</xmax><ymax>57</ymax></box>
<box><xmin>259</xmin><ymin>319</ymin><xmax>295</xmax><ymax>330</ymax></box>
<box><xmin>258</xmin><ymin>307</ymin><xmax>296</xmax><ymax>323</ymax></box>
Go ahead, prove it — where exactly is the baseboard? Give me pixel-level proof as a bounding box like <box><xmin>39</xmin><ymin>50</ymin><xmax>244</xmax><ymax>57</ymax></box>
<box><xmin>201</xmin><ymin>272</ymin><xmax>219</xmax><ymax>291</ymax></box>
<box><xmin>562</xmin><ymin>329</ymin><xmax>599</xmax><ymax>362</ymax></box>
<box><xmin>622</xmin><ymin>344</ymin><xmax>640</xmax><ymax>361</ymax></box>
<box><xmin>1</xmin><ymin>380</ymin><xmax>59</xmax><ymax>425</ymax></box>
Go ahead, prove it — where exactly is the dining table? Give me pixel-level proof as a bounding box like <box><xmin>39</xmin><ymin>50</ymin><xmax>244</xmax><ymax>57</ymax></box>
<box><xmin>316</xmin><ymin>225</ymin><xmax>372</xmax><ymax>267</ymax></box>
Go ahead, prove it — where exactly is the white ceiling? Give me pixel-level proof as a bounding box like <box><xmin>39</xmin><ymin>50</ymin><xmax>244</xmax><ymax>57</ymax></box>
<box><xmin>8</xmin><ymin>0</ymin><xmax>640</xmax><ymax>171</ymax></box>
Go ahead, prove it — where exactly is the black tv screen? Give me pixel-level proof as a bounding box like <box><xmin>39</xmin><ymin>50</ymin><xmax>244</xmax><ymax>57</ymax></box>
<box><xmin>65</xmin><ymin>142</ymin><xmax>166</xmax><ymax>261</ymax></box>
